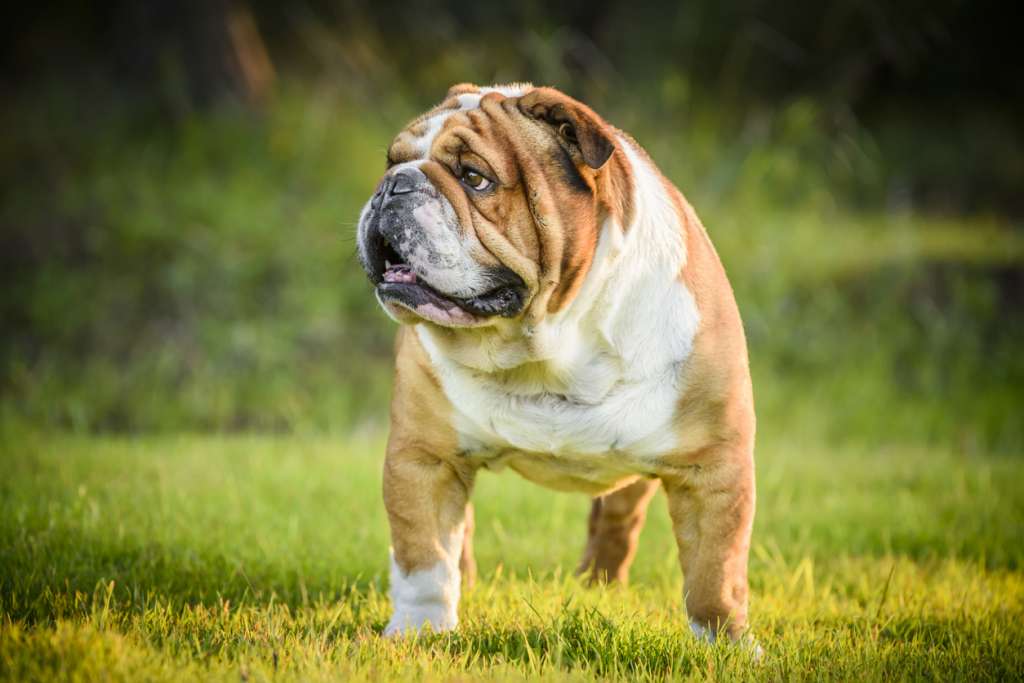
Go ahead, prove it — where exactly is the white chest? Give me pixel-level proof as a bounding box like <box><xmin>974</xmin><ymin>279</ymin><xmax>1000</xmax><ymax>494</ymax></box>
<box><xmin>445</xmin><ymin>369</ymin><xmax>680</xmax><ymax>458</ymax></box>
<box><xmin>420</xmin><ymin>327</ymin><xmax>687</xmax><ymax>492</ymax></box>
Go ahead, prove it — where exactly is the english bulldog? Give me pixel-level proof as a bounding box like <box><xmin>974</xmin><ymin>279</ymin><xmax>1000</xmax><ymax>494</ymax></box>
<box><xmin>357</xmin><ymin>83</ymin><xmax>757</xmax><ymax>647</ymax></box>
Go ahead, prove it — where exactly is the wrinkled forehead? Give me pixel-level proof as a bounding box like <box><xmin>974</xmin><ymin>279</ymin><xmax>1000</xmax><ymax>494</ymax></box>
<box><xmin>387</xmin><ymin>84</ymin><xmax>532</xmax><ymax>163</ymax></box>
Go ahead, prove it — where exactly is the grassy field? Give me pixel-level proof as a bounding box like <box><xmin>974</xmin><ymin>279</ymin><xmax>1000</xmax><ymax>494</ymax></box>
<box><xmin>1</xmin><ymin>432</ymin><xmax>1022</xmax><ymax>681</ymax></box>
<box><xmin>3</xmin><ymin>77</ymin><xmax>1024</xmax><ymax>680</ymax></box>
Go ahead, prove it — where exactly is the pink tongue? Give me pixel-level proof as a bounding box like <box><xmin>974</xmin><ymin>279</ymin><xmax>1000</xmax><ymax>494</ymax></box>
<box><xmin>383</xmin><ymin>264</ymin><xmax>417</xmax><ymax>284</ymax></box>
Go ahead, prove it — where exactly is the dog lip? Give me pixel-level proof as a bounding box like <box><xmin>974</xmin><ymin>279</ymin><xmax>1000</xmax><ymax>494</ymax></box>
<box><xmin>362</xmin><ymin>210</ymin><xmax>527</xmax><ymax>320</ymax></box>
<box><xmin>375</xmin><ymin>267</ymin><xmax>526</xmax><ymax>320</ymax></box>
<box><xmin>376</xmin><ymin>280</ymin><xmax>478</xmax><ymax>326</ymax></box>
<box><xmin>457</xmin><ymin>281</ymin><xmax>525</xmax><ymax>318</ymax></box>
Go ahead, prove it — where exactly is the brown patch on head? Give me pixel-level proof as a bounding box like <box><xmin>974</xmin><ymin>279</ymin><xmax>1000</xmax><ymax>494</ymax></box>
<box><xmin>518</xmin><ymin>88</ymin><xmax>616</xmax><ymax>170</ymax></box>
<box><xmin>422</xmin><ymin>95</ymin><xmax>544</xmax><ymax>295</ymax></box>
<box><xmin>383</xmin><ymin>84</ymin><xmax>636</xmax><ymax>320</ymax></box>
<box><xmin>385</xmin><ymin>90</ymin><xmax>467</xmax><ymax>167</ymax></box>
<box><xmin>513</xmin><ymin>88</ymin><xmax>635</xmax><ymax>311</ymax></box>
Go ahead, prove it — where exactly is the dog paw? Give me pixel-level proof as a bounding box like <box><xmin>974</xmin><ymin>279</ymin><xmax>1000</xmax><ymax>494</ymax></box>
<box><xmin>383</xmin><ymin>607</ymin><xmax>457</xmax><ymax>637</ymax></box>
<box><xmin>689</xmin><ymin>620</ymin><xmax>764</xmax><ymax>660</ymax></box>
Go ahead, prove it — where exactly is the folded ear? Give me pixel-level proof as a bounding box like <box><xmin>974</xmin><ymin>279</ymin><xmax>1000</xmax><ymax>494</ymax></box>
<box><xmin>517</xmin><ymin>87</ymin><xmax>616</xmax><ymax>169</ymax></box>
<box><xmin>446</xmin><ymin>83</ymin><xmax>480</xmax><ymax>99</ymax></box>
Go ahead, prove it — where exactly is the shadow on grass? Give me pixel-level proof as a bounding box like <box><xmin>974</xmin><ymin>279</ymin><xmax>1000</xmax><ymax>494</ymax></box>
<box><xmin>0</xmin><ymin>529</ymin><xmax>384</xmax><ymax>624</ymax></box>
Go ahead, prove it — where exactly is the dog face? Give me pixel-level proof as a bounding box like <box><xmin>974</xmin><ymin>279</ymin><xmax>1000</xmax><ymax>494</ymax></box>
<box><xmin>356</xmin><ymin>83</ymin><xmax>633</xmax><ymax>328</ymax></box>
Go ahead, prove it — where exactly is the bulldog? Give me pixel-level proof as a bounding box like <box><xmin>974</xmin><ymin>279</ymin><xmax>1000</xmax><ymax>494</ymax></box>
<box><xmin>357</xmin><ymin>83</ymin><xmax>757</xmax><ymax>646</ymax></box>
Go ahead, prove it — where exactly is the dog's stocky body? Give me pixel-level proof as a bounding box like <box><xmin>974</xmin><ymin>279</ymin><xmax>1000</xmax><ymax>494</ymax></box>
<box><xmin>357</xmin><ymin>83</ymin><xmax>756</xmax><ymax>643</ymax></box>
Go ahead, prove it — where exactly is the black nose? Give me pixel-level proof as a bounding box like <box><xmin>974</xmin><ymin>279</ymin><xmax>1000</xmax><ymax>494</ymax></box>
<box><xmin>390</xmin><ymin>170</ymin><xmax>416</xmax><ymax>195</ymax></box>
<box><xmin>371</xmin><ymin>169</ymin><xmax>419</xmax><ymax>209</ymax></box>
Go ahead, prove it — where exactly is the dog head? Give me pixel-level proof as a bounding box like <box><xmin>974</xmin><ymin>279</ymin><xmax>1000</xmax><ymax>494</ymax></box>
<box><xmin>356</xmin><ymin>83</ymin><xmax>633</xmax><ymax>329</ymax></box>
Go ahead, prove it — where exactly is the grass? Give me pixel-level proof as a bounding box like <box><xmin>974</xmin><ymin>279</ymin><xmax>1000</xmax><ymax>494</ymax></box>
<box><xmin>2</xmin><ymin>75</ymin><xmax>1023</xmax><ymax>680</ymax></box>
<box><xmin>1</xmin><ymin>432</ymin><xmax>1022</xmax><ymax>680</ymax></box>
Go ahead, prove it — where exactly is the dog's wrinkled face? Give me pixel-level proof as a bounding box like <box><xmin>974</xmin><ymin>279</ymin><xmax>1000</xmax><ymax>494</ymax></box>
<box><xmin>356</xmin><ymin>83</ymin><xmax>633</xmax><ymax>328</ymax></box>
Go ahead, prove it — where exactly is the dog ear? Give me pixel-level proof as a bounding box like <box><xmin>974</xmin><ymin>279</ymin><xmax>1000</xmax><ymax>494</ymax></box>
<box><xmin>517</xmin><ymin>87</ymin><xmax>615</xmax><ymax>169</ymax></box>
<box><xmin>446</xmin><ymin>83</ymin><xmax>480</xmax><ymax>99</ymax></box>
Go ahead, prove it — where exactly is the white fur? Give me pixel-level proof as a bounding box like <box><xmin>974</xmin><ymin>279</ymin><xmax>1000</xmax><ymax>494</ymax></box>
<box><xmin>690</xmin><ymin>619</ymin><xmax>764</xmax><ymax>659</ymax></box>
<box><xmin>479</xmin><ymin>83</ymin><xmax>532</xmax><ymax>98</ymax></box>
<box><xmin>412</xmin><ymin>84</ymin><xmax>531</xmax><ymax>159</ymax></box>
<box><xmin>690</xmin><ymin>619</ymin><xmax>713</xmax><ymax>642</ymax></box>
<box><xmin>408</xmin><ymin>198</ymin><xmax>490</xmax><ymax>296</ymax></box>
<box><xmin>411</xmin><ymin>114</ymin><xmax>451</xmax><ymax>157</ymax></box>
<box><xmin>417</xmin><ymin>135</ymin><xmax>700</xmax><ymax>493</ymax></box>
<box><xmin>455</xmin><ymin>83</ymin><xmax>532</xmax><ymax>112</ymax></box>
<box><xmin>413</xmin><ymin>84</ymin><xmax>533</xmax><ymax>158</ymax></box>
<box><xmin>385</xmin><ymin>524</ymin><xmax>464</xmax><ymax>636</ymax></box>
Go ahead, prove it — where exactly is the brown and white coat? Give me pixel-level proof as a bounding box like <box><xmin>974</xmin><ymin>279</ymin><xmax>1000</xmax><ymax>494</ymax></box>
<box><xmin>356</xmin><ymin>83</ymin><xmax>756</xmax><ymax>645</ymax></box>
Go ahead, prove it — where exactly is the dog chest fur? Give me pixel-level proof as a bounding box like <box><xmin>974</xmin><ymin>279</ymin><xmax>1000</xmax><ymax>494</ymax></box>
<box><xmin>419</xmin><ymin>342</ymin><xmax>687</xmax><ymax>493</ymax></box>
<box><xmin>414</xmin><ymin>136</ymin><xmax>703</xmax><ymax>494</ymax></box>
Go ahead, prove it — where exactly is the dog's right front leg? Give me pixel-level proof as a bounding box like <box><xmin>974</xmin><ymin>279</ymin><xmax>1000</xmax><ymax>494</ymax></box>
<box><xmin>382</xmin><ymin>447</ymin><xmax>474</xmax><ymax>637</ymax></box>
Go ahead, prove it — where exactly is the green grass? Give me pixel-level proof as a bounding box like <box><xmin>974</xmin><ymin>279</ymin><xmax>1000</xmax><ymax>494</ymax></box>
<box><xmin>3</xmin><ymin>85</ymin><xmax>1023</xmax><ymax>449</ymax></box>
<box><xmin>3</xmin><ymin>77</ymin><xmax>1023</xmax><ymax>680</ymax></box>
<box><xmin>2</xmin><ymin>432</ymin><xmax>1022</xmax><ymax>680</ymax></box>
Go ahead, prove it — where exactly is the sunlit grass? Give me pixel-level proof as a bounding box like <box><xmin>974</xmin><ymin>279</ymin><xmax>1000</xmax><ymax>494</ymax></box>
<box><xmin>3</xmin><ymin>80</ymin><xmax>1023</xmax><ymax>680</ymax></box>
<box><xmin>1</xmin><ymin>434</ymin><xmax>1021</xmax><ymax>680</ymax></box>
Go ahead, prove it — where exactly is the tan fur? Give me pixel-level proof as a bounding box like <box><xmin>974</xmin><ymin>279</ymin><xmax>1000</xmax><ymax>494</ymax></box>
<box><xmin>376</xmin><ymin>84</ymin><xmax>756</xmax><ymax>641</ymax></box>
<box><xmin>663</xmin><ymin>179</ymin><xmax>756</xmax><ymax>640</ymax></box>
<box><xmin>576</xmin><ymin>477</ymin><xmax>660</xmax><ymax>584</ymax></box>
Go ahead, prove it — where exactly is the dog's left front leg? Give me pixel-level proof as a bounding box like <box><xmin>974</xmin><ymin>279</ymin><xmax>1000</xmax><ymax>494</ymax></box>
<box><xmin>663</xmin><ymin>442</ymin><xmax>755</xmax><ymax>644</ymax></box>
<box><xmin>383</xmin><ymin>447</ymin><xmax>474</xmax><ymax>636</ymax></box>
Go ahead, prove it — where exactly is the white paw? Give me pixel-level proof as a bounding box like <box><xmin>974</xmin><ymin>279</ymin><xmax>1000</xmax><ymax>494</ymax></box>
<box><xmin>689</xmin><ymin>619</ymin><xmax>714</xmax><ymax>643</ymax></box>
<box><xmin>384</xmin><ymin>605</ymin><xmax>457</xmax><ymax>637</ymax></box>
<box><xmin>385</xmin><ymin>553</ymin><xmax>460</xmax><ymax>637</ymax></box>
<box><xmin>689</xmin><ymin>620</ymin><xmax>764</xmax><ymax>660</ymax></box>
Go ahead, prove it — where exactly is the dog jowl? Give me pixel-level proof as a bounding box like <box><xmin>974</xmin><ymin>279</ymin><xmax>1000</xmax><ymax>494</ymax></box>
<box><xmin>356</xmin><ymin>83</ymin><xmax>758</xmax><ymax>649</ymax></box>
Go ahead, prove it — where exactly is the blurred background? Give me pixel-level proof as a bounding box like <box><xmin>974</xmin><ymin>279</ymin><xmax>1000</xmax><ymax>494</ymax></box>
<box><xmin>2</xmin><ymin>0</ymin><xmax>1021</xmax><ymax>452</ymax></box>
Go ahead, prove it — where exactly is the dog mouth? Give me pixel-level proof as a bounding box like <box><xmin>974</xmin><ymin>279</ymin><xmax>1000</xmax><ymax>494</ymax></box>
<box><xmin>369</xmin><ymin>234</ymin><xmax>526</xmax><ymax>325</ymax></box>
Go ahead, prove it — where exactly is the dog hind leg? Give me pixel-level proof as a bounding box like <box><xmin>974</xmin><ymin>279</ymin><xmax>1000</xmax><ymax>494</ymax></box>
<box><xmin>575</xmin><ymin>477</ymin><xmax>660</xmax><ymax>584</ymax></box>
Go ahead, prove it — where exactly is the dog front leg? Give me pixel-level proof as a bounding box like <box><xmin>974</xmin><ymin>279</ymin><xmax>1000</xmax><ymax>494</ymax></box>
<box><xmin>382</xmin><ymin>449</ymin><xmax>474</xmax><ymax>636</ymax></box>
<box><xmin>663</xmin><ymin>442</ymin><xmax>755</xmax><ymax>643</ymax></box>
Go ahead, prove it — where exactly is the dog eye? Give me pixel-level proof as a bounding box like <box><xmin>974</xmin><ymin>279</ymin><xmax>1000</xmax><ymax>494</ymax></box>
<box><xmin>460</xmin><ymin>169</ymin><xmax>492</xmax><ymax>191</ymax></box>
